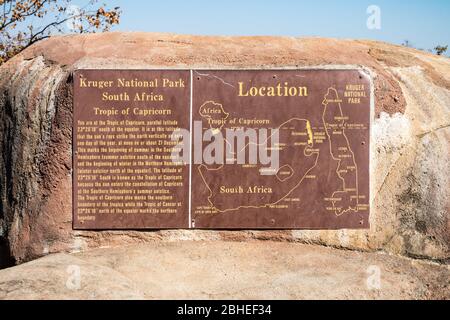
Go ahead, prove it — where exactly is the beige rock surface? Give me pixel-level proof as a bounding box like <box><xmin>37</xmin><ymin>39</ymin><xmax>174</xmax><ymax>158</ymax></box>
<box><xmin>0</xmin><ymin>32</ymin><xmax>448</xmax><ymax>264</ymax></box>
<box><xmin>0</xmin><ymin>241</ymin><xmax>448</xmax><ymax>300</ymax></box>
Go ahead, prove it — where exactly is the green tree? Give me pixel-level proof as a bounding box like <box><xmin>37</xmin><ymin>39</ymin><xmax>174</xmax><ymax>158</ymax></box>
<box><xmin>0</xmin><ymin>0</ymin><xmax>121</xmax><ymax>65</ymax></box>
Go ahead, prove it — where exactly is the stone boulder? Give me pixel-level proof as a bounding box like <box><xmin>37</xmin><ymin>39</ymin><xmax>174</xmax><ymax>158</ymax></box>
<box><xmin>0</xmin><ymin>32</ymin><xmax>449</xmax><ymax>265</ymax></box>
<box><xmin>0</xmin><ymin>241</ymin><xmax>448</xmax><ymax>300</ymax></box>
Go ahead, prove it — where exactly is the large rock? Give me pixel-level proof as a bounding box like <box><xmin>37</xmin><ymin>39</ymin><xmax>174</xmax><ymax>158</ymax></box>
<box><xmin>0</xmin><ymin>241</ymin><xmax>448</xmax><ymax>300</ymax></box>
<box><xmin>0</xmin><ymin>32</ymin><xmax>449</xmax><ymax>264</ymax></box>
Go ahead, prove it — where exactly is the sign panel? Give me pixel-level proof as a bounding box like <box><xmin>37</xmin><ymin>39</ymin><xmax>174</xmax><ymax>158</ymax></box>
<box><xmin>73</xmin><ymin>69</ymin><xmax>371</xmax><ymax>230</ymax></box>
<box><xmin>73</xmin><ymin>70</ymin><xmax>190</xmax><ymax>229</ymax></box>
<box><xmin>191</xmin><ymin>70</ymin><xmax>370</xmax><ymax>229</ymax></box>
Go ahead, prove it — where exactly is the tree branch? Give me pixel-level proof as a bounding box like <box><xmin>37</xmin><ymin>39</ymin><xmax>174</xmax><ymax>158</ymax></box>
<box><xmin>0</xmin><ymin>0</ymin><xmax>50</xmax><ymax>31</ymax></box>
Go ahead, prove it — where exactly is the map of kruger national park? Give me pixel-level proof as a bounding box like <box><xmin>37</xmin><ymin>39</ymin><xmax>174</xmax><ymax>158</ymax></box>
<box><xmin>191</xmin><ymin>70</ymin><xmax>371</xmax><ymax>229</ymax></box>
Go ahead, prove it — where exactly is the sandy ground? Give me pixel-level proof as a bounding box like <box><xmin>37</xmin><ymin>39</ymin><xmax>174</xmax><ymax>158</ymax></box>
<box><xmin>0</xmin><ymin>241</ymin><xmax>448</xmax><ymax>300</ymax></box>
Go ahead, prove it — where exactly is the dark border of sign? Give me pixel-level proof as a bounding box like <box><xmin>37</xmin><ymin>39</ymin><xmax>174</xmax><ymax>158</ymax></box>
<box><xmin>72</xmin><ymin>67</ymin><xmax>374</xmax><ymax>231</ymax></box>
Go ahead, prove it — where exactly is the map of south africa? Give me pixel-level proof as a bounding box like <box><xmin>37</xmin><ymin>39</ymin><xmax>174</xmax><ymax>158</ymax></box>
<box><xmin>197</xmin><ymin>87</ymin><xmax>361</xmax><ymax>216</ymax></box>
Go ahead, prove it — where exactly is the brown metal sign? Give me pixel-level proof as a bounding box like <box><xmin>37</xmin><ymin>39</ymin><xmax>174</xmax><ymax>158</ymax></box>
<box><xmin>73</xmin><ymin>69</ymin><xmax>371</xmax><ymax>230</ymax></box>
<box><xmin>191</xmin><ymin>70</ymin><xmax>370</xmax><ymax>229</ymax></box>
<box><xmin>73</xmin><ymin>70</ymin><xmax>191</xmax><ymax>229</ymax></box>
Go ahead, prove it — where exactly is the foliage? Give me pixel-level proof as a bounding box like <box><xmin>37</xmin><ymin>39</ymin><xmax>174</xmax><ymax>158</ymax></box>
<box><xmin>434</xmin><ymin>45</ymin><xmax>448</xmax><ymax>56</ymax></box>
<box><xmin>0</xmin><ymin>0</ymin><xmax>121</xmax><ymax>64</ymax></box>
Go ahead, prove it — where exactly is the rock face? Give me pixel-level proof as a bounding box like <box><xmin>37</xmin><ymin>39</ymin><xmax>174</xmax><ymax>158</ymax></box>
<box><xmin>0</xmin><ymin>32</ymin><xmax>449</xmax><ymax>265</ymax></box>
<box><xmin>0</xmin><ymin>241</ymin><xmax>449</xmax><ymax>300</ymax></box>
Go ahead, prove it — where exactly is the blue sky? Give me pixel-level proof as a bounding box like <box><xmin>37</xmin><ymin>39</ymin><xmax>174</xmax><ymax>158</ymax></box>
<box><xmin>79</xmin><ymin>0</ymin><xmax>449</xmax><ymax>52</ymax></box>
